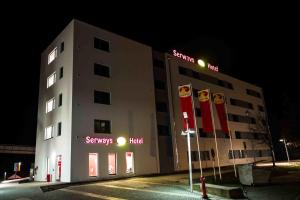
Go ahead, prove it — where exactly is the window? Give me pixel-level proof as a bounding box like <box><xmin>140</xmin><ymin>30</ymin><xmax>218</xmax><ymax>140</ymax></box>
<box><xmin>178</xmin><ymin>66</ymin><xmax>233</xmax><ymax>90</ymax></box>
<box><xmin>89</xmin><ymin>153</ymin><xmax>98</xmax><ymax>177</ymax></box>
<box><xmin>94</xmin><ymin>37</ymin><xmax>110</xmax><ymax>52</ymax></box>
<box><xmin>246</xmin><ymin>89</ymin><xmax>261</xmax><ymax>98</ymax></box>
<box><xmin>157</xmin><ymin>125</ymin><xmax>170</xmax><ymax>136</ymax></box>
<box><xmin>195</xmin><ymin>108</ymin><xmax>201</xmax><ymax>117</ymax></box>
<box><xmin>230</xmin><ymin>98</ymin><xmax>253</xmax><ymax>109</ymax></box>
<box><xmin>126</xmin><ymin>152</ymin><xmax>134</xmax><ymax>173</ymax></box>
<box><xmin>94</xmin><ymin>119</ymin><xmax>111</xmax><ymax>133</ymax></box>
<box><xmin>156</xmin><ymin>102</ymin><xmax>168</xmax><ymax>112</ymax></box>
<box><xmin>45</xmin><ymin>125</ymin><xmax>53</xmax><ymax>140</ymax></box>
<box><xmin>57</xmin><ymin>122</ymin><xmax>62</xmax><ymax>136</ymax></box>
<box><xmin>201</xmin><ymin>151</ymin><xmax>210</xmax><ymax>161</ymax></box>
<box><xmin>58</xmin><ymin>93</ymin><xmax>62</xmax><ymax>107</ymax></box>
<box><xmin>48</xmin><ymin>47</ymin><xmax>57</xmax><ymax>64</ymax></box>
<box><xmin>94</xmin><ymin>63</ymin><xmax>110</xmax><ymax>77</ymax></box>
<box><xmin>47</xmin><ymin>72</ymin><xmax>56</xmax><ymax>88</ymax></box>
<box><xmin>258</xmin><ymin>105</ymin><xmax>264</xmax><ymax>112</ymax></box>
<box><xmin>94</xmin><ymin>90</ymin><xmax>111</xmax><ymax>105</ymax></box>
<box><xmin>228</xmin><ymin>114</ymin><xmax>256</xmax><ymax>124</ymax></box>
<box><xmin>59</xmin><ymin>67</ymin><xmax>63</xmax><ymax>79</ymax></box>
<box><xmin>46</xmin><ymin>98</ymin><xmax>55</xmax><ymax>113</ymax></box>
<box><xmin>235</xmin><ymin>131</ymin><xmax>241</xmax><ymax>139</ymax></box>
<box><xmin>154</xmin><ymin>80</ymin><xmax>166</xmax><ymax>90</ymax></box>
<box><xmin>60</xmin><ymin>42</ymin><xmax>64</xmax><ymax>53</ymax></box>
<box><xmin>108</xmin><ymin>153</ymin><xmax>116</xmax><ymax>175</ymax></box>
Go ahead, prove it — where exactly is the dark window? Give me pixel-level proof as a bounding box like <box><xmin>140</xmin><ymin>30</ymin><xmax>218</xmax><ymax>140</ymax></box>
<box><xmin>201</xmin><ymin>151</ymin><xmax>210</xmax><ymax>161</ymax></box>
<box><xmin>178</xmin><ymin>66</ymin><xmax>233</xmax><ymax>90</ymax></box>
<box><xmin>153</xmin><ymin>59</ymin><xmax>165</xmax><ymax>68</ymax></box>
<box><xmin>157</xmin><ymin>125</ymin><xmax>170</xmax><ymax>136</ymax></box>
<box><xmin>59</xmin><ymin>67</ymin><xmax>63</xmax><ymax>79</ymax></box>
<box><xmin>94</xmin><ymin>37</ymin><xmax>110</xmax><ymax>52</ymax></box>
<box><xmin>58</xmin><ymin>93</ymin><xmax>62</xmax><ymax>107</ymax></box>
<box><xmin>178</xmin><ymin>66</ymin><xmax>188</xmax><ymax>75</ymax></box>
<box><xmin>195</xmin><ymin>108</ymin><xmax>201</xmax><ymax>117</ymax></box>
<box><xmin>94</xmin><ymin>90</ymin><xmax>111</xmax><ymax>105</ymax></box>
<box><xmin>235</xmin><ymin>131</ymin><xmax>241</xmax><ymax>139</ymax></box>
<box><xmin>258</xmin><ymin>105</ymin><xmax>265</xmax><ymax>112</ymax></box>
<box><xmin>192</xmin><ymin>88</ymin><xmax>198</xmax><ymax>98</ymax></box>
<box><xmin>199</xmin><ymin>128</ymin><xmax>207</xmax><ymax>137</ymax></box>
<box><xmin>94</xmin><ymin>119</ymin><xmax>111</xmax><ymax>133</ymax></box>
<box><xmin>246</xmin><ymin>89</ymin><xmax>261</xmax><ymax>98</ymax></box>
<box><xmin>94</xmin><ymin>63</ymin><xmax>110</xmax><ymax>77</ymax></box>
<box><xmin>57</xmin><ymin>122</ymin><xmax>62</xmax><ymax>136</ymax></box>
<box><xmin>230</xmin><ymin>98</ymin><xmax>253</xmax><ymax>109</ymax></box>
<box><xmin>154</xmin><ymin>80</ymin><xmax>166</xmax><ymax>90</ymax></box>
<box><xmin>228</xmin><ymin>114</ymin><xmax>256</xmax><ymax>124</ymax></box>
<box><xmin>156</xmin><ymin>102</ymin><xmax>168</xmax><ymax>112</ymax></box>
<box><xmin>60</xmin><ymin>42</ymin><xmax>64</xmax><ymax>53</ymax></box>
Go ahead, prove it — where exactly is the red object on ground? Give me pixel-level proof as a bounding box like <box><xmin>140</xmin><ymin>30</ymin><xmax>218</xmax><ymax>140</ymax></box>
<box><xmin>46</xmin><ymin>174</ymin><xmax>51</xmax><ymax>182</ymax></box>
<box><xmin>200</xmin><ymin>176</ymin><xmax>208</xmax><ymax>199</ymax></box>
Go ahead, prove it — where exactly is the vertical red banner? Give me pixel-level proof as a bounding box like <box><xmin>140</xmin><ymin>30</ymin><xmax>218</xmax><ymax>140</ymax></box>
<box><xmin>198</xmin><ymin>89</ymin><xmax>214</xmax><ymax>133</ymax></box>
<box><xmin>213</xmin><ymin>93</ymin><xmax>229</xmax><ymax>134</ymax></box>
<box><xmin>178</xmin><ymin>84</ymin><xmax>196</xmax><ymax>132</ymax></box>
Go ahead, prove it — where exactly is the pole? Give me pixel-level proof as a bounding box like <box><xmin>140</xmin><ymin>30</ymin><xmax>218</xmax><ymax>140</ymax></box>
<box><xmin>212</xmin><ymin>159</ymin><xmax>216</xmax><ymax>181</ymax></box>
<box><xmin>283</xmin><ymin>139</ymin><xmax>290</xmax><ymax>163</ymax></box>
<box><xmin>190</xmin><ymin>85</ymin><xmax>203</xmax><ymax>177</ymax></box>
<box><xmin>229</xmin><ymin>131</ymin><xmax>237</xmax><ymax>177</ymax></box>
<box><xmin>223</xmin><ymin>100</ymin><xmax>237</xmax><ymax>177</ymax></box>
<box><xmin>186</xmin><ymin>118</ymin><xmax>193</xmax><ymax>192</ymax></box>
<box><xmin>209</xmin><ymin>90</ymin><xmax>222</xmax><ymax>180</ymax></box>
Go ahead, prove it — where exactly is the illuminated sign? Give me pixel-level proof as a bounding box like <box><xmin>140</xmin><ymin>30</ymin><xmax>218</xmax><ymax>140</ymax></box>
<box><xmin>172</xmin><ymin>49</ymin><xmax>219</xmax><ymax>72</ymax></box>
<box><xmin>85</xmin><ymin>136</ymin><xmax>144</xmax><ymax>145</ymax></box>
<box><xmin>208</xmin><ymin>63</ymin><xmax>219</xmax><ymax>72</ymax></box>
<box><xmin>173</xmin><ymin>50</ymin><xmax>195</xmax><ymax>63</ymax></box>
<box><xmin>129</xmin><ymin>137</ymin><xmax>143</xmax><ymax>144</ymax></box>
<box><xmin>85</xmin><ymin>136</ymin><xmax>113</xmax><ymax>145</ymax></box>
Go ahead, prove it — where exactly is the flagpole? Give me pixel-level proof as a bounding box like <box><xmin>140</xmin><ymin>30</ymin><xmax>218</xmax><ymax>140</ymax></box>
<box><xmin>209</xmin><ymin>90</ymin><xmax>222</xmax><ymax>180</ymax></box>
<box><xmin>223</xmin><ymin>98</ymin><xmax>237</xmax><ymax>177</ymax></box>
<box><xmin>192</xmin><ymin>93</ymin><xmax>203</xmax><ymax>178</ymax></box>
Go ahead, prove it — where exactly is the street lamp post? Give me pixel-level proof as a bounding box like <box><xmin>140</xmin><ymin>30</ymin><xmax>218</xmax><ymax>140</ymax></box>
<box><xmin>279</xmin><ymin>138</ymin><xmax>290</xmax><ymax>163</ymax></box>
<box><xmin>183</xmin><ymin>112</ymin><xmax>193</xmax><ymax>192</ymax></box>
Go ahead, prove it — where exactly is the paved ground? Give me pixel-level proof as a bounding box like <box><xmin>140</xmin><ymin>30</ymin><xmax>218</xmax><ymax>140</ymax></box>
<box><xmin>1</xmin><ymin>167</ymin><xmax>300</xmax><ymax>200</ymax></box>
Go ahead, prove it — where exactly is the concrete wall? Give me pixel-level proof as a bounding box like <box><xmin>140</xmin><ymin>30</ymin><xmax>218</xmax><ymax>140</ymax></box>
<box><xmin>35</xmin><ymin>21</ymin><xmax>74</xmax><ymax>182</ymax></box>
<box><xmin>71</xmin><ymin>20</ymin><xmax>159</xmax><ymax>182</ymax></box>
<box><xmin>165</xmin><ymin>54</ymin><xmax>271</xmax><ymax>171</ymax></box>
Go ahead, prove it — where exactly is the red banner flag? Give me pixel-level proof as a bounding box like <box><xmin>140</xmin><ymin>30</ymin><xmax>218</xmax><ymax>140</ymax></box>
<box><xmin>178</xmin><ymin>84</ymin><xmax>196</xmax><ymax>132</ymax></box>
<box><xmin>198</xmin><ymin>89</ymin><xmax>214</xmax><ymax>133</ymax></box>
<box><xmin>213</xmin><ymin>93</ymin><xmax>229</xmax><ymax>134</ymax></box>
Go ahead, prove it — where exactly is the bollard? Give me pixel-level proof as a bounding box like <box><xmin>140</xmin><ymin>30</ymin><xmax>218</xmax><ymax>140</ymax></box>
<box><xmin>200</xmin><ymin>176</ymin><xmax>208</xmax><ymax>199</ymax></box>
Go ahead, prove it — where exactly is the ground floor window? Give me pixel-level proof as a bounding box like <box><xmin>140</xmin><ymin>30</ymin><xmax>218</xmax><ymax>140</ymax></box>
<box><xmin>89</xmin><ymin>153</ymin><xmax>98</xmax><ymax>177</ymax></box>
<box><xmin>108</xmin><ymin>153</ymin><xmax>116</xmax><ymax>175</ymax></box>
<box><xmin>55</xmin><ymin>155</ymin><xmax>62</xmax><ymax>181</ymax></box>
<box><xmin>126</xmin><ymin>152</ymin><xmax>134</xmax><ymax>173</ymax></box>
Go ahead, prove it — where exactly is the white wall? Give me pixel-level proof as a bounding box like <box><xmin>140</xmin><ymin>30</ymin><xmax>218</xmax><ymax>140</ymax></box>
<box><xmin>165</xmin><ymin>54</ymin><xmax>271</xmax><ymax>171</ymax></box>
<box><xmin>35</xmin><ymin>21</ymin><xmax>74</xmax><ymax>182</ymax></box>
<box><xmin>70</xmin><ymin>20</ymin><xmax>159</xmax><ymax>182</ymax></box>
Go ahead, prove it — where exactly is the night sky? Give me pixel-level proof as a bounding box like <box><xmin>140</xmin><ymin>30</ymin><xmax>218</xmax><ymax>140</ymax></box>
<box><xmin>2</xmin><ymin>4</ymin><xmax>299</xmax><ymax>148</ymax></box>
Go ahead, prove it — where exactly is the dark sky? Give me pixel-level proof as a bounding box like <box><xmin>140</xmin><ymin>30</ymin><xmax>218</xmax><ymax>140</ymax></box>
<box><xmin>2</xmin><ymin>4</ymin><xmax>299</xmax><ymax>146</ymax></box>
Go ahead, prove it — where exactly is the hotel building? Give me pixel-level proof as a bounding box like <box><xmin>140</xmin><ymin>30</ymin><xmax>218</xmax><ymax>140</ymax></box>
<box><xmin>35</xmin><ymin>20</ymin><xmax>272</xmax><ymax>182</ymax></box>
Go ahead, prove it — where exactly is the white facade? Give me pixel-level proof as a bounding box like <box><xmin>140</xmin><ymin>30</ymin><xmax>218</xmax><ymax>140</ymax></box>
<box><xmin>35</xmin><ymin>20</ymin><xmax>271</xmax><ymax>182</ymax></box>
<box><xmin>35</xmin><ymin>20</ymin><xmax>159</xmax><ymax>182</ymax></box>
<box><xmin>163</xmin><ymin>54</ymin><xmax>271</xmax><ymax>171</ymax></box>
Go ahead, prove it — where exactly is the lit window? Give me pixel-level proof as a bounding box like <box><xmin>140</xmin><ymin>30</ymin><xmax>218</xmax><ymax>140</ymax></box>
<box><xmin>46</xmin><ymin>98</ymin><xmax>55</xmax><ymax>113</ymax></box>
<box><xmin>89</xmin><ymin>153</ymin><xmax>98</xmax><ymax>177</ymax></box>
<box><xmin>108</xmin><ymin>153</ymin><xmax>116</xmax><ymax>175</ymax></box>
<box><xmin>45</xmin><ymin>125</ymin><xmax>53</xmax><ymax>140</ymax></box>
<box><xmin>47</xmin><ymin>72</ymin><xmax>56</xmax><ymax>88</ymax></box>
<box><xmin>48</xmin><ymin>47</ymin><xmax>57</xmax><ymax>64</ymax></box>
<box><xmin>126</xmin><ymin>152</ymin><xmax>134</xmax><ymax>173</ymax></box>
